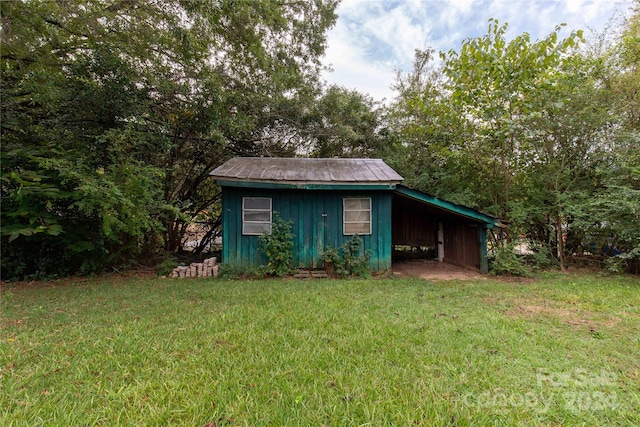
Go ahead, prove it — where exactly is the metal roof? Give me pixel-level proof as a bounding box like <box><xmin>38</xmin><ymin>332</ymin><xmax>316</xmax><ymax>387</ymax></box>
<box><xmin>210</xmin><ymin>157</ymin><xmax>403</xmax><ymax>188</ymax></box>
<box><xmin>394</xmin><ymin>185</ymin><xmax>503</xmax><ymax>228</ymax></box>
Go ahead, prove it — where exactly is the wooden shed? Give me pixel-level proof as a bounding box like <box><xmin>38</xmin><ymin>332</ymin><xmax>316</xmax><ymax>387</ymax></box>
<box><xmin>210</xmin><ymin>157</ymin><xmax>500</xmax><ymax>273</ymax></box>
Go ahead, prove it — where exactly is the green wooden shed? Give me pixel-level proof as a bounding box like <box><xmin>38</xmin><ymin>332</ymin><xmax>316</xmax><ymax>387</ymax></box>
<box><xmin>210</xmin><ymin>157</ymin><xmax>500</xmax><ymax>273</ymax></box>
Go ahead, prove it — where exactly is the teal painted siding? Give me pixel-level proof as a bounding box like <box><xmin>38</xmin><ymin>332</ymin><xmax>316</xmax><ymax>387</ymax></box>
<box><xmin>478</xmin><ymin>226</ymin><xmax>488</xmax><ymax>274</ymax></box>
<box><xmin>221</xmin><ymin>187</ymin><xmax>393</xmax><ymax>272</ymax></box>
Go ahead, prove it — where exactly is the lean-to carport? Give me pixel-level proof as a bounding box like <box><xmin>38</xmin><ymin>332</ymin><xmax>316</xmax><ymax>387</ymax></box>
<box><xmin>392</xmin><ymin>185</ymin><xmax>501</xmax><ymax>273</ymax></box>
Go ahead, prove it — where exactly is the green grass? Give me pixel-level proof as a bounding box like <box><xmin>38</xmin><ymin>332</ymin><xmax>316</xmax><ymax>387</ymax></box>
<box><xmin>2</xmin><ymin>273</ymin><xmax>639</xmax><ymax>426</ymax></box>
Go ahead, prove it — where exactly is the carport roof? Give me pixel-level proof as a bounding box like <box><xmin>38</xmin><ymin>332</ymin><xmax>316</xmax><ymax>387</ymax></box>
<box><xmin>394</xmin><ymin>185</ymin><xmax>502</xmax><ymax>228</ymax></box>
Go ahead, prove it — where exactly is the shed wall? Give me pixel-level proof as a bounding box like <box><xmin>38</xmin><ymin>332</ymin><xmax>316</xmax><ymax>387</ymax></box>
<box><xmin>443</xmin><ymin>221</ymin><xmax>481</xmax><ymax>270</ymax></box>
<box><xmin>222</xmin><ymin>187</ymin><xmax>392</xmax><ymax>271</ymax></box>
<box><xmin>392</xmin><ymin>198</ymin><xmax>437</xmax><ymax>246</ymax></box>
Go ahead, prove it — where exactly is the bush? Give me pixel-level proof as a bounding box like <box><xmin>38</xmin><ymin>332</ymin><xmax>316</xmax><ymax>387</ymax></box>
<box><xmin>258</xmin><ymin>212</ymin><xmax>295</xmax><ymax>276</ymax></box>
<box><xmin>322</xmin><ymin>235</ymin><xmax>371</xmax><ymax>278</ymax></box>
<box><xmin>530</xmin><ymin>244</ymin><xmax>555</xmax><ymax>270</ymax></box>
<box><xmin>156</xmin><ymin>255</ymin><xmax>179</xmax><ymax>276</ymax></box>
<box><xmin>490</xmin><ymin>243</ymin><xmax>532</xmax><ymax>277</ymax></box>
<box><xmin>605</xmin><ymin>247</ymin><xmax>640</xmax><ymax>274</ymax></box>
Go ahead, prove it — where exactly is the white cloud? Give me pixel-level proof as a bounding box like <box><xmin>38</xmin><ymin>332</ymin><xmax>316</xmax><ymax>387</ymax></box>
<box><xmin>321</xmin><ymin>0</ymin><xmax>632</xmax><ymax>102</ymax></box>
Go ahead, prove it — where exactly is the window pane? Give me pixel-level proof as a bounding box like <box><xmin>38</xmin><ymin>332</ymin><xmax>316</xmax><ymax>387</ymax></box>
<box><xmin>344</xmin><ymin>198</ymin><xmax>371</xmax><ymax>211</ymax></box>
<box><xmin>345</xmin><ymin>223</ymin><xmax>370</xmax><ymax>235</ymax></box>
<box><xmin>244</xmin><ymin>197</ymin><xmax>271</xmax><ymax>210</ymax></box>
<box><xmin>345</xmin><ymin>210</ymin><xmax>370</xmax><ymax>222</ymax></box>
<box><xmin>244</xmin><ymin>211</ymin><xmax>271</xmax><ymax>222</ymax></box>
<box><xmin>243</xmin><ymin>222</ymin><xmax>271</xmax><ymax>235</ymax></box>
<box><xmin>344</xmin><ymin>211</ymin><xmax>358</xmax><ymax>222</ymax></box>
<box><xmin>344</xmin><ymin>199</ymin><xmax>361</xmax><ymax>210</ymax></box>
<box><xmin>345</xmin><ymin>199</ymin><xmax>371</xmax><ymax>210</ymax></box>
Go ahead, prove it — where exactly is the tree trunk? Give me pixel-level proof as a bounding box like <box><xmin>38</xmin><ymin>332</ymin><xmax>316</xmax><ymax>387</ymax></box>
<box><xmin>555</xmin><ymin>213</ymin><xmax>565</xmax><ymax>271</ymax></box>
<box><xmin>502</xmin><ymin>135</ymin><xmax>512</xmax><ymax>243</ymax></box>
<box><xmin>165</xmin><ymin>221</ymin><xmax>184</xmax><ymax>252</ymax></box>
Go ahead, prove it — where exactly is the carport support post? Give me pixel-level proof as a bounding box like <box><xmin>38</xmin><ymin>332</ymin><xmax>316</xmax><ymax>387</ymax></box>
<box><xmin>437</xmin><ymin>222</ymin><xmax>444</xmax><ymax>262</ymax></box>
<box><xmin>478</xmin><ymin>225</ymin><xmax>489</xmax><ymax>274</ymax></box>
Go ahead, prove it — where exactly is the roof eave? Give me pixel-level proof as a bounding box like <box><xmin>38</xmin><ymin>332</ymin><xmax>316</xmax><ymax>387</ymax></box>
<box><xmin>213</xmin><ymin>178</ymin><xmax>400</xmax><ymax>191</ymax></box>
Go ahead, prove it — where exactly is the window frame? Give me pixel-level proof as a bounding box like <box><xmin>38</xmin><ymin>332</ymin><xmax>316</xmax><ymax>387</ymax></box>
<box><xmin>242</xmin><ymin>197</ymin><xmax>272</xmax><ymax>235</ymax></box>
<box><xmin>343</xmin><ymin>197</ymin><xmax>372</xmax><ymax>235</ymax></box>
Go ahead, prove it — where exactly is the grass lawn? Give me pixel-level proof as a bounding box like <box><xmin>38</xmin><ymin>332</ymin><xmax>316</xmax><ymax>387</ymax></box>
<box><xmin>1</xmin><ymin>272</ymin><xmax>639</xmax><ymax>426</ymax></box>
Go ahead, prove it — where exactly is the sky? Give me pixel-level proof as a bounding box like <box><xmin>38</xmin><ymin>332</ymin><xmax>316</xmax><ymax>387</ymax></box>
<box><xmin>321</xmin><ymin>0</ymin><xmax>633</xmax><ymax>102</ymax></box>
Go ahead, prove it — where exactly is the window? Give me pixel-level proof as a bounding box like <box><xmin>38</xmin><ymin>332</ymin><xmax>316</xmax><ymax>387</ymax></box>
<box><xmin>343</xmin><ymin>198</ymin><xmax>371</xmax><ymax>235</ymax></box>
<box><xmin>242</xmin><ymin>197</ymin><xmax>272</xmax><ymax>235</ymax></box>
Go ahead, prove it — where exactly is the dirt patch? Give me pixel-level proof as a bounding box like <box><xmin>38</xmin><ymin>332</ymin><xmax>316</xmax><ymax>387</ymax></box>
<box><xmin>392</xmin><ymin>259</ymin><xmax>485</xmax><ymax>281</ymax></box>
<box><xmin>503</xmin><ymin>298</ymin><xmax>622</xmax><ymax>329</ymax></box>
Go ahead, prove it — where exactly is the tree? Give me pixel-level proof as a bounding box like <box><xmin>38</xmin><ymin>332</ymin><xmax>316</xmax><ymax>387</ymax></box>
<box><xmin>440</xmin><ymin>19</ymin><xmax>584</xmax><ymax>238</ymax></box>
<box><xmin>1</xmin><ymin>0</ymin><xmax>338</xmax><ymax>278</ymax></box>
<box><xmin>389</xmin><ymin>13</ymin><xmax>640</xmax><ymax>272</ymax></box>
<box><xmin>387</xmin><ymin>48</ymin><xmax>486</xmax><ymax>209</ymax></box>
<box><xmin>566</xmin><ymin>1</ymin><xmax>640</xmax><ymax>272</ymax></box>
<box><xmin>305</xmin><ymin>85</ymin><xmax>388</xmax><ymax>158</ymax></box>
<box><xmin>518</xmin><ymin>53</ymin><xmax>617</xmax><ymax>269</ymax></box>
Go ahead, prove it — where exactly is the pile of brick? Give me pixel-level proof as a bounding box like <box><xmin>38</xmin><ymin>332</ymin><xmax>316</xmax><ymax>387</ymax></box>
<box><xmin>171</xmin><ymin>257</ymin><xmax>219</xmax><ymax>278</ymax></box>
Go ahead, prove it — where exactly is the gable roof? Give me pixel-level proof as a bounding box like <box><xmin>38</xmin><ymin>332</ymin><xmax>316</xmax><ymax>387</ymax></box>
<box><xmin>210</xmin><ymin>157</ymin><xmax>403</xmax><ymax>189</ymax></box>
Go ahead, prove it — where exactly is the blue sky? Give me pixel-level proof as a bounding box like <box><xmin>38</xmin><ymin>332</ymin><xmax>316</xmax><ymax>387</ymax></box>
<box><xmin>321</xmin><ymin>0</ymin><xmax>633</xmax><ymax>101</ymax></box>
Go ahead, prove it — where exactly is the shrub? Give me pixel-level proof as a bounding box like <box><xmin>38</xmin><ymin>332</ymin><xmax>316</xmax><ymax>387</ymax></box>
<box><xmin>258</xmin><ymin>212</ymin><xmax>295</xmax><ymax>276</ymax></box>
<box><xmin>605</xmin><ymin>247</ymin><xmax>640</xmax><ymax>274</ymax></box>
<box><xmin>156</xmin><ymin>255</ymin><xmax>179</xmax><ymax>276</ymax></box>
<box><xmin>322</xmin><ymin>235</ymin><xmax>371</xmax><ymax>278</ymax></box>
<box><xmin>490</xmin><ymin>243</ymin><xmax>532</xmax><ymax>277</ymax></box>
<box><xmin>530</xmin><ymin>244</ymin><xmax>555</xmax><ymax>270</ymax></box>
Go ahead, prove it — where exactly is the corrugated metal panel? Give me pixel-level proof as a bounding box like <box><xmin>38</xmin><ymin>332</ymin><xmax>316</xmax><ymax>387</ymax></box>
<box><xmin>210</xmin><ymin>157</ymin><xmax>403</xmax><ymax>185</ymax></box>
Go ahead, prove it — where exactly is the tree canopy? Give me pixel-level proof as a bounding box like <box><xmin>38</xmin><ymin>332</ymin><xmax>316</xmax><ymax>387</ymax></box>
<box><xmin>1</xmin><ymin>0</ymin><xmax>338</xmax><ymax>277</ymax></box>
<box><xmin>389</xmin><ymin>6</ymin><xmax>639</xmax><ymax>272</ymax></box>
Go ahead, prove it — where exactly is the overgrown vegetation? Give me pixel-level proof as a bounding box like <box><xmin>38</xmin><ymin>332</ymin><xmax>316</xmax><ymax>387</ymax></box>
<box><xmin>489</xmin><ymin>242</ymin><xmax>557</xmax><ymax>276</ymax></box>
<box><xmin>2</xmin><ymin>274</ymin><xmax>639</xmax><ymax>425</ymax></box>
<box><xmin>490</xmin><ymin>244</ymin><xmax>533</xmax><ymax>277</ymax></box>
<box><xmin>258</xmin><ymin>212</ymin><xmax>295</xmax><ymax>277</ymax></box>
<box><xmin>322</xmin><ymin>234</ymin><xmax>372</xmax><ymax>278</ymax></box>
<box><xmin>388</xmin><ymin>5</ymin><xmax>640</xmax><ymax>273</ymax></box>
<box><xmin>0</xmin><ymin>0</ymin><xmax>339</xmax><ymax>279</ymax></box>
